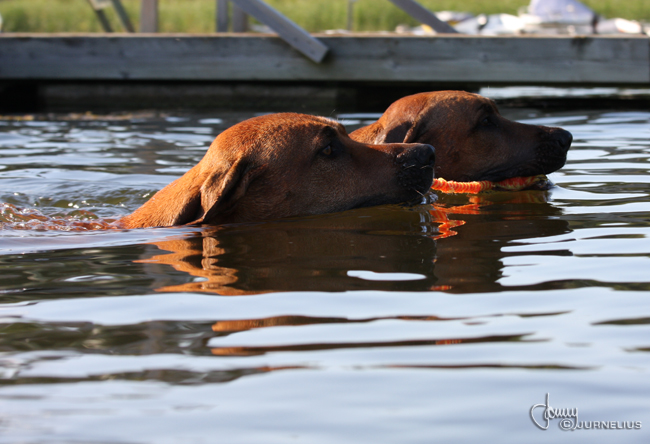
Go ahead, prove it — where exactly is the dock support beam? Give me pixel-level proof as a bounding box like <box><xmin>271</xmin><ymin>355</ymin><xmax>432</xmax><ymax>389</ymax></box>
<box><xmin>388</xmin><ymin>0</ymin><xmax>458</xmax><ymax>33</ymax></box>
<box><xmin>111</xmin><ymin>0</ymin><xmax>135</xmax><ymax>33</ymax></box>
<box><xmin>140</xmin><ymin>0</ymin><xmax>158</xmax><ymax>33</ymax></box>
<box><xmin>232</xmin><ymin>4</ymin><xmax>249</xmax><ymax>33</ymax></box>
<box><xmin>230</xmin><ymin>0</ymin><xmax>329</xmax><ymax>63</ymax></box>
<box><xmin>216</xmin><ymin>0</ymin><xmax>229</xmax><ymax>32</ymax></box>
<box><xmin>214</xmin><ymin>0</ymin><xmax>328</xmax><ymax>63</ymax></box>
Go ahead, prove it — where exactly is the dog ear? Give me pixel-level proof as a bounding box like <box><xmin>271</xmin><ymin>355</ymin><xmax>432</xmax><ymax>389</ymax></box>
<box><xmin>377</xmin><ymin>120</ymin><xmax>419</xmax><ymax>144</ymax></box>
<box><xmin>189</xmin><ymin>160</ymin><xmax>266</xmax><ymax>225</ymax></box>
<box><xmin>116</xmin><ymin>171</ymin><xmax>203</xmax><ymax>228</ymax></box>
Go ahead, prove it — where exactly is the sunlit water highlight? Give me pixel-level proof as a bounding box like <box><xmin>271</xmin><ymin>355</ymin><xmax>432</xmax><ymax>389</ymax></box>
<box><xmin>0</xmin><ymin>103</ymin><xmax>649</xmax><ymax>443</ymax></box>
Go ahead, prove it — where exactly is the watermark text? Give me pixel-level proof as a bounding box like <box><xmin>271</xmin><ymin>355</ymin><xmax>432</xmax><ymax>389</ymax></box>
<box><xmin>530</xmin><ymin>393</ymin><xmax>642</xmax><ymax>431</ymax></box>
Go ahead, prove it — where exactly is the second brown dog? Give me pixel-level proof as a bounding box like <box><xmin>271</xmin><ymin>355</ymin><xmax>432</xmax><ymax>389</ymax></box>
<box><xmin>350</xmin><ymin>90</ymin><xmax>572</xmax><ymax>182</ymax></box>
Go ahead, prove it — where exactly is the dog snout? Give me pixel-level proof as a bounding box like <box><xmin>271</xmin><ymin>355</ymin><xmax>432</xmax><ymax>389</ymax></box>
<box><xmin>395</xmin><ymin>143</ymin><xmax>436</xmax><ymax>194</ymax></box>
<box><xmin>556</xmin><ymin>129</ymin><xmax>573</xmax><ymax>152</ymax></box>
<box><xmin>396</xmin><ymin>144</ymin><xmax>436</xmax><ymax>169</ymax></box>
<box><xmin>548</xmin><ymin>128</ymin><xmax>573</xmax><ymax>153</ymax></box>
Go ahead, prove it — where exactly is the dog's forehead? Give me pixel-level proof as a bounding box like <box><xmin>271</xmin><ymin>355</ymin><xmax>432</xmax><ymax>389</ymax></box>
<box><xmin>473</xmin><ymin>97</ymin><xmax>499</xmax><ymax>115</ymax></box>
<box><xmin>274</xmin><ymin>116</ymin><xmax>343</xmax><ymax>141</ymax></box>
<box><xmin>221</xmin><ymin>114</ymin><xmax>340</xmax><ymax>141</ymax></box>
<box><xmin>316</xmin><ymin>116</ymin><xmax>345</xmax><ymax>132</ymax></box>
<box><xmin>271</xmin><ymin>115</ymin><xmax>343</xmax><ymax>135</ymax></box>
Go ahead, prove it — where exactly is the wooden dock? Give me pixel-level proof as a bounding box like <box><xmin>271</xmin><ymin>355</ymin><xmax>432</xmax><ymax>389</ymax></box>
<box><xmin>1</xmin><ymin>33</ymin><xmax>649</xmax><ymax>112</ymax></box>
<box><xmin>2</xmin><ymin>33</ymin><xmax>648</xmax><ymax>83</ymax></box>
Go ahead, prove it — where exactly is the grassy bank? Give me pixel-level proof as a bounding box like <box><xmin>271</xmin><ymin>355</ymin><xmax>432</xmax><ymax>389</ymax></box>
<box><xmin>1</xmin><ymin>0</ymin><xmax>648</xmax><ymax>33</ymax></box>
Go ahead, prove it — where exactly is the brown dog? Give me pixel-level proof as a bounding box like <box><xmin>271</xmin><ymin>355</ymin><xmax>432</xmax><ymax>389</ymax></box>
<box><xmin>350</xmin><ymin>91</ymin><xmax>572</xmax><ymax>182</ymax></box>
<box><xmin>117</xmin><ymin>113</ymin><xmax>435</xmax><ymax>228</ymax></box>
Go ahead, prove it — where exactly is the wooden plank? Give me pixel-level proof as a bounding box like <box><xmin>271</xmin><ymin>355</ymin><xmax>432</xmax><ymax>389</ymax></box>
<box><xmin>388</xmin><ymin>0</ymin><xmax>458</xmax><ymax>34</ymax></box>
<box><xmin>0</xmin><ymin>35</ymin><xmax>648</xmax><ymax>85</ymax></box>
<box><xmin>86</xmin><ymin>0</ymin><xmax>113</xmax><ymax>32</ymax></box>
<box><xmin>111</xmin><ymin>0</ymin><xmax>135</xmax><ymax>33</ymax></box>
<box><xmin>92</xmin><ymin>10</ymin><xmax>113</xmax><ymax>32</ymax></box>
<box><xmin>87</xmin><ymin>0</ymin><xmax>134</xmax><ymax>33</ymax></box>
<box><xmin>140</xmin><ymin>0</ymin><xmax>158</xmax><ymax>33</ymax></box>
<box><xmin>87</xmin><ymin>0</ymin><xmax>113</xmax><ymax>8</ymax></box>
<box><xmin>230</xmin><ymin>0</ymin><xmax>329</xmax><ymax>63</ymax></box>
<box><xmin>347</xmin><ymin>0</ymin><xmax>355</xmax><ymax>31</ymax></box>
<box><xmin>232</xmin><ymin>4</ymin><xmax>249</xmax><ymax>33</ymax></box>
<box><xmin>217</xmin><ymin>0</ymin><xmax>229</xmax><ymax>32</ymax></box>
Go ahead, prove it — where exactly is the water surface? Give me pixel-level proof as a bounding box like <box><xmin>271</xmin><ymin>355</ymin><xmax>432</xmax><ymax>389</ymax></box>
<box><xmin>1</xmin><ymin>103</ymin><xmax>649</xmax><ymax>443</ymax></box>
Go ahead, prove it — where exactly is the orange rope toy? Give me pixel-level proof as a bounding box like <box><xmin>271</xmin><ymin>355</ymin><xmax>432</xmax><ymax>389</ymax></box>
<box><xmin>431</xmin><ymin>175</ymin><xmax>550</xmax><ymax>194</ymax></box>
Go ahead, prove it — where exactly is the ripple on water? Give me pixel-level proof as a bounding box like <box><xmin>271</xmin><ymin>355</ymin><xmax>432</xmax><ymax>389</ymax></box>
<box><xmin>1</xmin><ymin>107</ymin><xmax>650</xmax><ymax>444</ymax></box>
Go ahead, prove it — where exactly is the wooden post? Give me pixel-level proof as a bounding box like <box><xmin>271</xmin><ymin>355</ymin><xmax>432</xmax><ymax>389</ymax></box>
<box><xmin>232</xmin><ymin>4</ymin><xmax>249</xmax><ymax>32</ymax></box>
<box><xmin>217</xmin><ymin>0</ymin><xmax>229</xmax><ymax>32</ymax></box>
<box><xmin>388</xmin><ymin>0</ymin><xmax>458</xmax><ymax>33</ymax></box>
<box><xmin>347</xmin><ymin>0</ymin><xmax>356</xmax><ymax>31</ymax></box>
<box><xmin>140</xmin><ymin>0</ymin><xmax>158</xmax><ymax>33</ymax></box>
<box><xmin>230</xmin><ymin>0</ymin><xmax>329</xmax><ymax>63</ymax></box>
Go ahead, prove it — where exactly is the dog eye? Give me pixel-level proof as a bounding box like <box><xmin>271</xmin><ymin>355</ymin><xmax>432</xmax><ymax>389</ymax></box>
<box><xmin>321</xmin><ymin>144</ymin><xmax>333</xmax><ymax>157</ymax></box>
<box><xmin>481</xmin><ymin>116</ymin><xmax>497</xmax><ymax>127</ymax></box>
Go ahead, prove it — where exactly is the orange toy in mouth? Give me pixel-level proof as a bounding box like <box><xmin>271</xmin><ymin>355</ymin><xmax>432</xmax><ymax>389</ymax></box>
<box><xmin>431</xmin><ymin>175</ymin><xmax>552</xmax><ymax>194</ymax></box>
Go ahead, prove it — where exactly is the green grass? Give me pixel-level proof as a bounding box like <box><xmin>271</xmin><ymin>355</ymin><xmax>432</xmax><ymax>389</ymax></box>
<box><xmin>1</xmin><ymin>0</ymin><xmax>648</xmax><ymax>33</ymax></box>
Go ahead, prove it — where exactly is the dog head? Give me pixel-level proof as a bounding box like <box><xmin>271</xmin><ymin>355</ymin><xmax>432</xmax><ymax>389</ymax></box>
<box><xmin>118</xmin><ymin>113</ymin><xmax>435</xmax><ymax>228</ymax></box>
<box><xmin>351</xmin><ymin>91</ymin><xmax>572</xmax><ymax>182</ymax></box>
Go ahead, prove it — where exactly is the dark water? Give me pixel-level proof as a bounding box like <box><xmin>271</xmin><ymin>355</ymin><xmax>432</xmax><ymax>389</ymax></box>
<box><xmin>1</xmin><ymin>98</ymin><xmax>649</xmax><ymax>443</ymax></box>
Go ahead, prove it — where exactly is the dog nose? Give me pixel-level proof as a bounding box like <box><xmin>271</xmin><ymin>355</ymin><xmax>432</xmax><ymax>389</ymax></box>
<box><xmin>416</xmin><ymin>144</ymin><xmax>436</xmax><ymax>166</ymax></box>
<box><xmin>397</xmin><ymin>144</ymin><xmax>435</xmax><ymax>168</ymax></box>
<box><xmin>554</xmin><ymin>129</ymin><xmax>573</xmax><ymax>152</ymax></box>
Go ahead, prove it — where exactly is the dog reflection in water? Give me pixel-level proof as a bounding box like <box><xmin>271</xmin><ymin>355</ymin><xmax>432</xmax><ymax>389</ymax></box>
<box><xmin>136</xmin><ymin>190</ymin><xmax>562</xmax><ymax>297</ymax></box>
